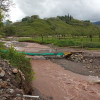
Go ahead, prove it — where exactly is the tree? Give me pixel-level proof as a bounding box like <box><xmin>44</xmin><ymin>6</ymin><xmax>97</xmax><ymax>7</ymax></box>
<box><xmin>4</xmin><ymin>26</ymin><xmax>16</xmax><ymax>36</ymax></box>
<box><xmin>96</xmin><ymin>26</ymin><xmax>100</xmax><ymax>41</ymax></box>
<box><xmin>0</xmin><ymin>0</ymin><xmax>13</xmax><ymax>27</ymax></box>
<box><xmin>0</xmin><ymin>0</ymin><xmax>13</xmax><ymax>35</ymax></box>
<box><xmin>0</xmin><ymin>9</ymin><xmax>4</xmax><ymax>27</ymax></box>
<box><xmin>22</xmin><ymin>16</ymin><xmax>31</xmax><ymax>22</ymax></box>
<box><xmin>0</xmin><ymin>0</ymin><xmax>13</xmax><ymax>13</ymax></box>
<box><xmin>31</xmin><ymin>15</ymin><xmax>39</xmax><ymax>19</ymax></box>
<box><xmin>87</xmin><ymin>25</ymin><xmax>96</xmax><ymax>42</ymax></box>
<box><xmin>5</xmin><ymin>19</ymin><xmax>12</xmax><ymax>26</ymax></box>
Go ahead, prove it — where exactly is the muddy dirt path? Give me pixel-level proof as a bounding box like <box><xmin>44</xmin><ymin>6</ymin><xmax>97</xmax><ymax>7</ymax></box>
<box><xmin>5</xmin><ymin>41</ymin><xmax>100</xmax><ymax>100</ymax></box>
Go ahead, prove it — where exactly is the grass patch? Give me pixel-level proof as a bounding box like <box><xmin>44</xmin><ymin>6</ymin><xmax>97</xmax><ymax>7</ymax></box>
<box><xmin>0</xmin><ymin>46</ymin><xmax>34</xmax><ymax>83</ymax></box>
<box><xmin>87</xmin><ymin>48</ymin><xmax>100</xmax><ymax>50</ymax></box>
<box><xmin>19</xmin><ymin>37</ymin><xmax>54</xmax><ymax>44</ymax></box>
<box><xmin>53</xmin><ymin>40</ymin><xmax>80</xmax><ymax>47</ymax></box>
<box><xmin>19</xmin><ymin>38</ymin><xmax>35</xmax><ymax>42</ymax></box>
<box><xmin>0</xmin><ymin>42</ymin><xmax>6</xmax><ymax>49</ymax></box>
<box><xmin>18</xmin><ymin>37</ymin><xmax>100</xmax><ymax>49</ymax></box>
<box><xmin>82</xmin><ymin>42</ymin><xmax>100</xmax><ymax>48</ymax></box>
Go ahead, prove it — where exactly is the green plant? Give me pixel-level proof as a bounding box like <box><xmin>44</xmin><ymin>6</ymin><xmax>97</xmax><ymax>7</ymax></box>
<box><xmin>54</xmin><ymin>40</ymin><xmax>78</xmax><ymax>47</ymax></box>
<box><xmin>82</xmin><ymin>42</ymin><xmax>100</xmax><ymax>48</ymax></box>
<box><xmin>0</xmin><ymin>47</ymin><xmax>34</xmax><ymax>83</ymax></box>
<box><xmin>4</xmin><ymin>26</ymin><xmax>16</xmax><ymax>36</ymax></box>
<box><xmin>19</xmin><ymin>38</ymin><xmax>34</xmax><ymax>42</ymax></box>
<box><xmin>0</xmin><ymin>42</ymin><xmax>5</xmax><ymax>49</ymax></box>
<box><xmin>0</xmin><ymin>32</ymin><xmax>5</xmax><ymax>37</ymax></box>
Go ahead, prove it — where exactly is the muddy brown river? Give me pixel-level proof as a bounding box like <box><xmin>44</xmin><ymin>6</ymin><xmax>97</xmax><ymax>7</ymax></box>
<box><xmin>5</xmin><ymin>41</ymin><xmax>100</xmax><ymax>100</ymax></box>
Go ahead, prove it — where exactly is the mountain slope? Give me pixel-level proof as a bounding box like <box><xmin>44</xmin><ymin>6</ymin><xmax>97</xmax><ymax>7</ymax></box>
<box><xmin>93</xmin><ymin>21</ymin><xmax>100</xmax><ymax>25</ymax></box>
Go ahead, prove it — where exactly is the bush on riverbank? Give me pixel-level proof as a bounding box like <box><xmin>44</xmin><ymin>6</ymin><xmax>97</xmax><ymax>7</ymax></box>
<box><xmin>0</xmin><ymin>42</ymin><xmax>5</xmax><ymax>49</ymax></box>
<box><xmin>0</xmin><ymin>46</ymin><xmax>34</xmax><ymax>83</ymax></box>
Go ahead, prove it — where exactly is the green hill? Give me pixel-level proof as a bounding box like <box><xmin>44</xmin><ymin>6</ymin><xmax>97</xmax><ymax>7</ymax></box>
<box><xmin>11</xmin><ymin>15</ymin><xmax>99</xmax><ymax>37</ymax></box>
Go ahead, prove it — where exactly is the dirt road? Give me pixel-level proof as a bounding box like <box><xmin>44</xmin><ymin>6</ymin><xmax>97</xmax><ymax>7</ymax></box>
<box><xmin>8</xmin><ymin>42</ymin><xmax>100</xmax><ymax>100</ymax></box>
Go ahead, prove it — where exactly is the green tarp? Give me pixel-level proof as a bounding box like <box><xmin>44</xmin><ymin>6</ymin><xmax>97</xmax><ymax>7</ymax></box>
<box><xmin>0</xmin><ymin>50</ymin><xmax>8</xmax><ymax>53</ymax></box>
<box><xmin>0</xmin><ymin>50</ymin><xmax>64</xmax><ymax>56</ymax></box>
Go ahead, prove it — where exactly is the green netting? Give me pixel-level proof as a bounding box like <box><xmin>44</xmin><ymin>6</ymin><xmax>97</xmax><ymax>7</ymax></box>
<box><xmin>42</xmin><ymin>53</ymin><xmax>55</xmax><ymax>56</ymax></box>
<box><xmin>24</xmin><ymin>52</ymin><xmax>41</xmax><ymax>56</ymax></box>
<box><xmin>0</xmin><ymin>50</ymin><xmax>8</xmax><ymax>53</ymax></box>
<box><xmin>56</xmin><ymin>53</ymin><xmax>64</xmax><ymax>55</ymax></box>
<box><xmin>0</xmin><ymin>50</ymin><xmax>64</xmax><ymax>56</ymax></box>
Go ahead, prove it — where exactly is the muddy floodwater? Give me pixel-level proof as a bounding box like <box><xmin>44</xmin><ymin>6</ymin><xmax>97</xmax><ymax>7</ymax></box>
<box><xmin>31</xmin><ymin>60</ymin><xmax>100</xmax><ymax>100</ymax></box>
<box><xmin>4</xmin><ymin>41</ymin><xmax>100</xmax><ymax>100</ymax></box>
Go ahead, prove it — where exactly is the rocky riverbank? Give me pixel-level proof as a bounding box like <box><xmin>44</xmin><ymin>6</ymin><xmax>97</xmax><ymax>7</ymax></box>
<box><xmin>51</xmin><ymin>51</ymin><xmax>100</xmax><ymax>77</ymax></box>
<box><xmin>0</xmin><ymin>59</ymin><xmax>34</xmax><ymax>100</ymax></box>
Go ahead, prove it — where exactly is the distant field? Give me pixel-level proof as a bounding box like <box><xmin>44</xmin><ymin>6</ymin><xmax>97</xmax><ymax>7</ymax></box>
<box><xmin>18</xmin><ymin>36</ymin><xmax>100</xmax><ymax>49</ymax></box>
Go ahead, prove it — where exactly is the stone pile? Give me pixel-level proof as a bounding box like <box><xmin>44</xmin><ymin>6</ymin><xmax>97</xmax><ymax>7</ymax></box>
<box><xmin>69</xmin><ymin>53</ymin><xmax>84</xmax><ymax>63</ymax></box>
<box><xmin>68</xmin><ymin>52</ymin><xmax>95</xmax><ymax>64</ymax></box>
<box><xmin>67</xmin><ymin>52</ymin><xmax>100</xmax><ymax>76</ymax></box>
<box><xmin>0</xmin><ymin>59</ymin><xmax>33</xmax><ymax>100</ymax></box>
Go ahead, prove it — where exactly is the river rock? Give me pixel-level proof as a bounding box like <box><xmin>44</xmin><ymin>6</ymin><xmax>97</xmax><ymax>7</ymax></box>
<box><xmin>1</xmin><ymin>81</ymin><xmax>7</xmax><ymax>88</ymax></box>
<box><xmin>12</xmin><ymin>68</ymin><xmax>18</xmax><ymax>74</ymax></box>
<box><xmin>89</xmin><ymin>59</ymin><xmax>93</xmax><ymax>63</ymax></box>
<box><xmin>0</xmin><ymin>79</ymin><xmax>3</xmax><ymax>84</ymax></box>
<box><xmin>7</xmin><ymin>88</ymin><xmax>15</xmax><ymax>94</ymax></box>
<box><xmin>1</xmin><ymin>97</ymin><xmax>7</xmax><ymax>100</ymax></box>
<box><xmin>0</xmin><ymin>59</ymin><xmax>35</xmax><ymax>100</ymax></box>
<box><xmin>0</xmin><ymin>67</ymin><xmax>5</xmax><ymax>77</ymax></box>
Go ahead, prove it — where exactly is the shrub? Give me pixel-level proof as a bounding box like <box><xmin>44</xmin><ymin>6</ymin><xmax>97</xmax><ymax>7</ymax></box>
<box><xmin>4</xmin><ymin>26</ymin><xmax>16</xmax><ymax>36</ymax></box>
<box><xmin>82</xmin><ymin>42</ymin><xmax>100</xmax><ymax>48</ymax></box>
<box><xmin>0</xmin><ymin>32</ymin><xmax>5</xmax><ymax>37</ymax></box>
<box><xmin>54</xmin><ymin>40</ymin><xmax>76</xmax><ymax>47</ymax></box>
<box><xmin>0</xmin><ymin>47</ymin><xmax>34</xmax><ymax>83</ymax></box>
<box><xmin>0</xmin><ymin>42</ymin><xmax>5</xmax><ymax>49</ymax></box>
<box><xmin>19</xmin><ymin>38</ymin><xmax>34</xmax><ymax>42</ymax></box>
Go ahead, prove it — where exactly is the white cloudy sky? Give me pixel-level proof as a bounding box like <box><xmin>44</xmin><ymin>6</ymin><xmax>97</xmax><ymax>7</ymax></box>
<box><xmin>9</xmin><ymin>0</ymin><xmax>100</xmax><ymax>22</ymax></box>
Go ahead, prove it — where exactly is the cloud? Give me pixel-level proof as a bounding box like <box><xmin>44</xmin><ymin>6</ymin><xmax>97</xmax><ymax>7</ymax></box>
<box><xmin>10</xmin><ymin>0</ymin><xmax>100</xmax><ymax>22</ymax></box>
<box><xmin>9</xmin><ymin>5</ymin><xmax>25</xmax><ymax>22</ymax></box>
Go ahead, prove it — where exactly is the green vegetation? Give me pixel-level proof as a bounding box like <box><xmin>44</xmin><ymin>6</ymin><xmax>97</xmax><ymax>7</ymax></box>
<box><xmin>1</xmin><ymin>14</ymin><xmax>100</xmax><ymax>49</ymax></box>
<box><xmin>0</xmin><ymin>9</ymin><xmax>4</xmax><ymax>27</ymax></box>
<box><xmin>10</xmin><ymin>15</ymin><xmax>100</xmax><ymax>38</ymax></box>
<box><xmin>14</xmin><ymin>14</ymin><xmax>100</xmax><ymax>49</ymax></box>
<box><xmin>3</xmin><ymin>26</ymin><xmax>16</xmax><ymax>36</ymax></box>
<box><xmin>0</xmin><ymin>45</ymin><xmax>34</xmax><ymax>83</ymax></box>
<box><xmin>0</xmin><ymin>42</ymin><xmax>5</xmax><ymax>50</ymax></box>
<box><xmin>0</xmin><ymin>0</ymin><xmax>34</xmax><ymax>85</ymax></box>
<box><xmin>19</xmin><ymin>36</ymin><xmax>100</xmax><ymax>48</ymax></box>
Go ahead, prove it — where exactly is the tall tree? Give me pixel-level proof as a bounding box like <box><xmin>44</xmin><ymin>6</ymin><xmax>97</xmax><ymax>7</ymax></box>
<box><xmin>0</xmin><ymin>0</ymin><xmax>13</xmax><ymax>26</ymax></box>
<box><xmin>0</xmin><ymin>9</ymin><xmax>4</xmax><ymax>27</ymax></box>
<box><xmin>0</xmin><ymin>0</ymin><xmax>13</xmax><ymax>31</ymax></box>
<box><xmin>6</xmin><ymin>19</ymin><xmax>12</xmax><ymax>26</ymax></box>
<box><xmin>0</xmin><ymin>0</ymin><xmax>13</xmax><ymax>12</ymax></box>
